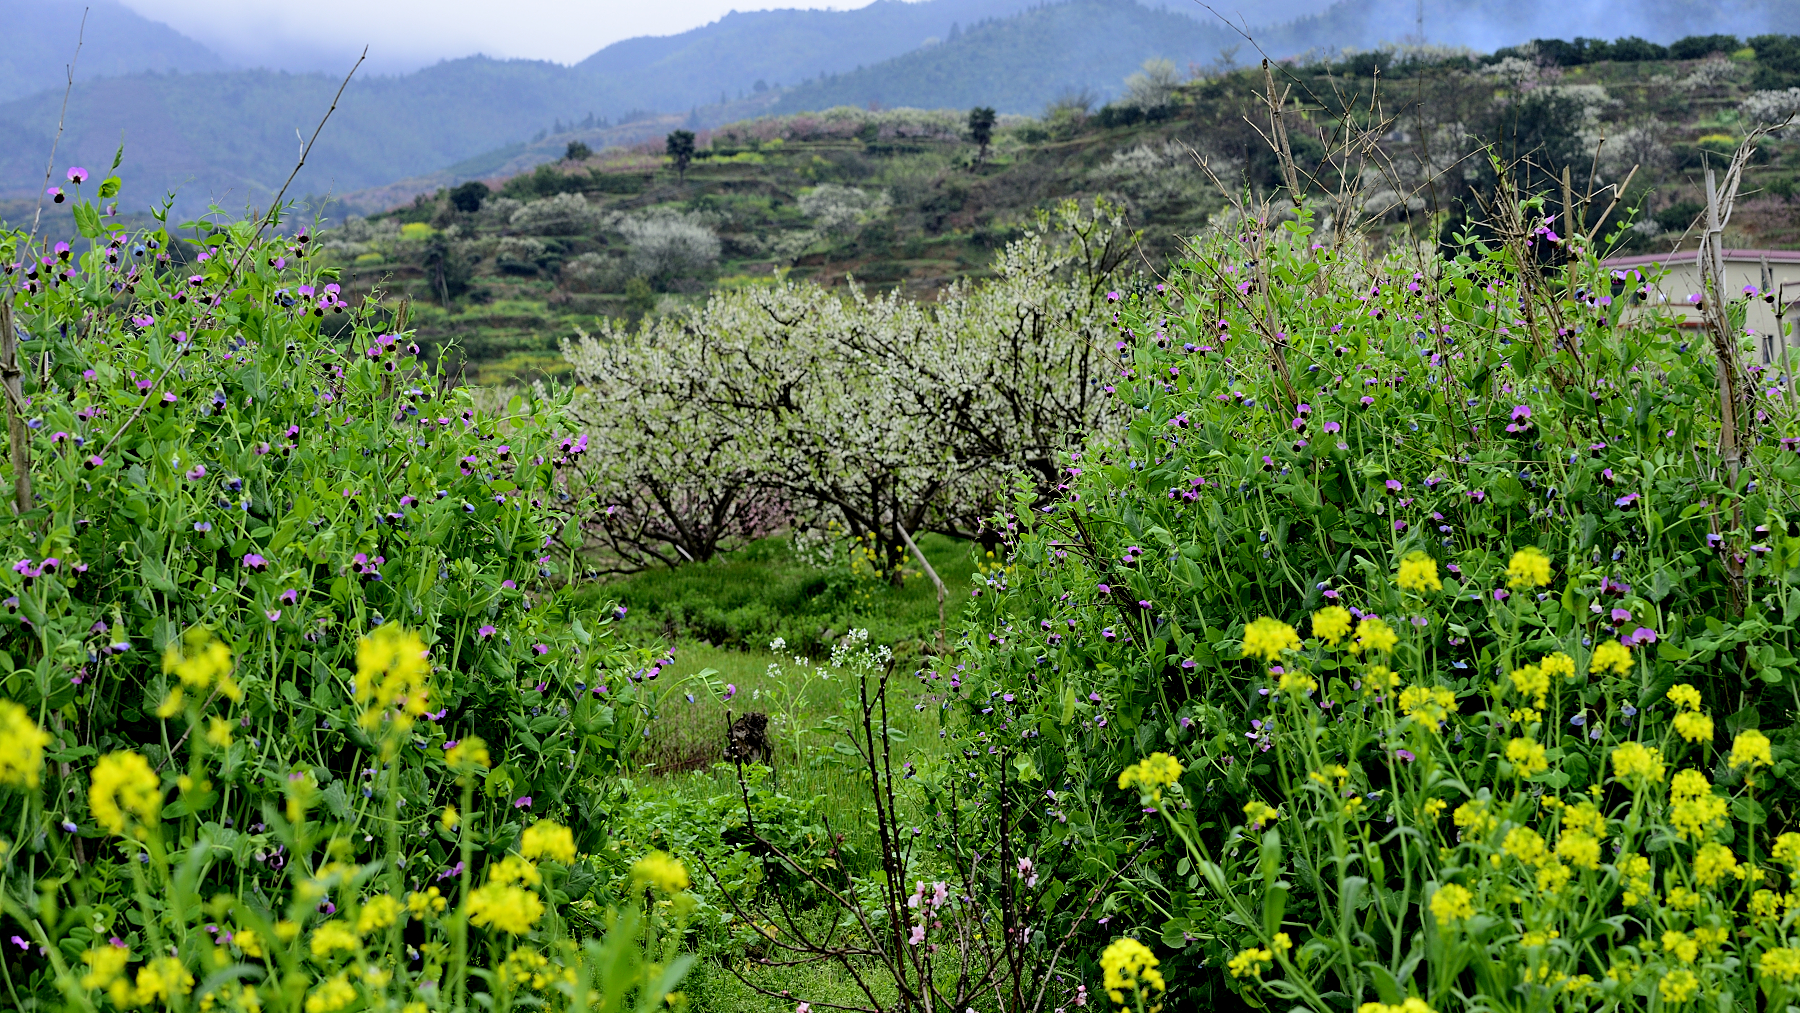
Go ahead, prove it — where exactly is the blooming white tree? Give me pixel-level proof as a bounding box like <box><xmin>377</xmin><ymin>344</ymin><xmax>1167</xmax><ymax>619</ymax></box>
<box><xmin>564</xmin><ymin>199</ymin><xmax>1134</xmax><ymax>572</ymax></box>
<box><xmin>509</xmin><ymin>193</ymin><xmax>606</xmax><ymax>235</ymax></box>
<box><xmin>619</xmin><ymin>210</ymin><xmax>720</xmax><ymax>282</ymax></box>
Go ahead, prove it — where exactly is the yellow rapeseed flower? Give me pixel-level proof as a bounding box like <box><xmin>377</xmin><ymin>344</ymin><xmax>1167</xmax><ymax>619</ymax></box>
<box><xmin>1539</xmin><ymin>652</ymin><xmax>1576</xmax><ymax>680</ymax></box>
<box><xmin>1227</xmin><ymin>946</ymin><xmax>1272</xmax><ymax>978</ymax></box>
<box><xmin>1620</xmin><ymin>854</ymin><xmax>1653</xmax><ymax>905</ymax></box>
<box><xmin>1358</xmin><ymin>998</ymin><xmax>1437</xmax><ymax>1013</ymax></box>
<box><xmin>1312</xmin><ymin>606</ymin><xmax>1352</xmax><ymax>646</ymax></box>
<box><xmin>1396</xmin><ymin>552</ymin><xmax>1442</xmax><ymax>592</ymax></box>
<box><xmin>80</xmin><ymin>944</ymin><xmax>130</xmax><ymax>991</ymax></box>
<box><xmin>1430</xmin><ymin>883</ymin><xmax>1474</xmax><ymax>926</ymax></box>
<box><xmin>308</xmin><ymin>921</ymin><xmax>358</xmax><ymax>959</ymax></box>
<box><xmin>467</xmin><ymin>883</ymin><xmax>545</xmax><ymax>935</ymax></box>
<box><xmin>1535</xmin><ymin>861</ymin><xmax>1572</xmax><ymax>893</ymax></box>
<box><xmin>1453</xmin><ymin>799</ymin><xmax>1499</xmax><ymax>836</ymax></box>
<box><xmin>1557</xmin><ymin>831</ymin><xmax>1601</xmax><ymax>870</ymax></box>
<box><xmin>1506</xmin><ymin>737</ymin><xmax>1548</xmax><ymax>777</ymax></box>
<box><xmin>1761</xmin><ymin>947</ymin><xmax>1800</xmax><ymax>986</ymax></box>
<box><xmin>1118</xmin><ymin>753</ymin><xmax>1184</xmax><ymax>801</ymax></box>
<box><xmin>1506</xmin><ymin>546</ymin><xmax>1553</xmax><ymax>589</ymax></box>
<box><xmin>1348</xmin><ymin>617</ymin><xmax>1398</xmax><ymax>655</ymax></box>
<box><xmin>1277</xmin><ymin>669</ymin><xmax>1319</xmax><ymax>695</ymax></box>
<box><xmin>89</xmin><ymin>751</ymin><xmax>162</xmax><ymax>837</ymax></box>
<box><xmin>489</xmin><ymin>854</ymin><xmax>542</xmax><ymax>888</ymax></box>
<box><xmin>356</xmin><ymin>895</ymin><xmax>401</xmax><ymax>934</ymax></box>
<box><xmin>1243</xmin><ymin>801</ymin><xmax>1280</xmax><ymax>828</ymax></box>
<box><xmin>1663</xmin><ymin>931</ymin><xmax>1699</xmax><ymax>964</ymax></box>
<box><xmin>1610</xmin><ymin>742</ymin><xmax>1664</xmax><ymax>786</ymax></box>
<box><xmin>1563</xmin><ymin>802</ymin><xmax>1606</xmax><ymax>839</ymax></box>
<box><xmin>1729</xmin><ymin>728</ymin><xmax>1773</xmax><ymax>769</ymax></box>
<box><xmin>1398</xmin><ymin>685</ymin><xmax>1458</xmax><ymax>730</ymax></box>
<box><xmin>355</xmin><ymin>624</ymin><xmax>431</xmax><ymax>734</ymax></box>
<box><xmin>1100</xmin><ymin>937</ymin><xmax>1167</xmax><ymax>1004</ymax></box>
<box><xmin>125</xmin><ymin>957</ymin><xmax>194</xmax><ymax>1006</ymax></box>
<box><xmin>1659</xmin><ymin>968</ymin><xmax>1699</xmax><ymax>1004</ymax></box>
<box><xmin>1666</xmin><ymin>684</ymin><xmax>1702</xmax><ymax>711</ymax></box>
<box><xmin>1508</xmin><ymin>665</ymin><xmax>1549</xmax><ymax>708</ymax></box>
<box><xmin>407</xmin><ymin>887</ymin><xmax>447</xmax><ymax>918</ymax></box>
<box><xmin>304</xmin><ymin>974</ymin><xmax>356</xmax><ymax>1013</ymax></box>
<box><xmin>204</xmin><ymin>716</ymin><xmax>233</xmax><ymax>749</ymax></box>
<box><xmin>1241</xmin><ymin>617</ymin><xmax>1301</xmax><ymax>662</ymax></box>
<box><xmin>1771</xmin><ymin>832</ymin><xmax>1800</xmax><ymax>867</ymax></box>
<box><xmin>1589</xmin><ymin>641</ymin><xmax>1632</xmax><ymax>677</ymax></box>
<box><xmin>1693</xmin><ymin>842</ymin><xmax>1741</xmax><ymax>887</ymax></box>
<box><xmin>163</xmin><ymin>627</ymin><xmax>232</xmax><ymax>685</ymax></box>
<box><xmin>632</xmin><ymin>850</ymin><xmax>689</xmax><ymax>892</ymax></box>
<box><xmin>234</xmin><ymin>928</ymin><xmax>263</xmax><ymax>958</ymax></box>
<box><xmin>0</xmin><ymin>700</ymin><xmax>52</xmax><ymax>790</ymax></box>
<box><xmin>1673</xmin><ymin>710</ymin><xmax>1713</xmax><ymax>745</ymax></box>
<box><xmin>520</xmin><ymin>820</ymin><xmax>577</xmax><ymax>864</ymax></box>
<box><xmin>1503</xmin><ymin>826</ymin><xmax>1548</xmax><ymax>866</ymax></box>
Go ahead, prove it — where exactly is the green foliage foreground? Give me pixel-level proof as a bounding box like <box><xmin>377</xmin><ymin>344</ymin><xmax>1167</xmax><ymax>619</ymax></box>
<box><xmin>0</xmin><ymin>180</ymin><xmax>693</xmax><ymax>1011</ymax></box>
<box><xmin>950</xmin><ymin>203</ymin><xmax>1800</xmax><ymax>1010</ymax></box>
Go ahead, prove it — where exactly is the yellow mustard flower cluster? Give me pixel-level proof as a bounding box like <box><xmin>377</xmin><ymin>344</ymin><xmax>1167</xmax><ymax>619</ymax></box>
<box><xmin>1227</xmin><ymin>944</ymin><xmax>1273</xmax><ymax>979</ymax></box>
<box><xmin>1668</xmin><ymin>769</ymin><xmax>1729</xmax><ymax>841</ymax></box>
<box><xmin>1729</xmin><ymin>728</ymin><xmax>1772</xmax><ymax>771</ymax></box>
<box><xmin>1242</xmin><ymin>800</ymin><xmax>1280</xmax><ymax>829</ymax></box>
<box><xmin>1118</xmin><ymin>753</ymin><xmax>1184</xmax><ymax>801</ymax></box>
<box><xmin>1505</xmin><ymin>737</ymin><xmax>1548</xmax><ymax>778</ymax></box>
<box><xmin>445</xmin><ymin>736</ymin><xmax>490</xmax><ymax>772</ymax></box>
<box><xmin>502</xmin><ymin>946</ymin><xmax>577</xmax><ymax>992</ymax></box>
<box><xmin>1506</xmin><ymin>546</ymin><xmax>1553</xmax><ymax>589</ymax></box>
<box><xmin>1348</xmin><ymin>617</ymin><xmax>1398</xmax><ymax>655</ymax></box>
<box><xmin>1589</xmin><ymin>640</ymin><xmax>1633</xmax><ymax>677</ymax></box>
<box><xmin>1665</xmin><ymin>684</ymin><xmax>1713</xmax><ymax>745</ymax></box>
<box><xmin>1358</xmin><ymin>998</ymin><xmax>1436</xmax><ymax>1013</ymax></box>
<box><xmin>1100</xmin><ymin>937</ymin><xmax>1166</xmax><ymax>1008</ymax></box>
<box><xmin>631</xmin><ymin>850</ymin><xmax>690</xmax><ymax>893</ymax></box>
<box><xmin>83</xmin><ymin>947</ymin><xmax>193</xmax><ymax>1008</ymax></box>
<box><xmin>355</xmin><ymin>624</ymin><xmax>432</xmax><ymax>736</ymax></box>
<box><xmin>521</xmin><ymin>820</ymin><xmax>577</xmax><ymax>863</ymax></box>
<box><xmin>1610</xmin><ymin>741</ymin><xmax>1665</xmax><ymax>786</ymax></box>
<box><xmin>1242</xmin><ymin>617</ymin><xmax>1301</xmax><ymax>662</ymax></box>
<box><xmin>0</xmin><ymin>700</ymin><xmax>52</xmax><ymax>790</ymax></box>
<box><xmin>1398</xmin><ymin>684</ymin><xmax>1458</xmax><ymax>730</ymax></box>
<box><xmin>159</xmin><ymin>628</ymin><xmax>240</xmax><ymax>717</ymax></box>
<box><xmin>1311</xmin><ymin>606</ymin><xmax>1352</xmax><ymax>646</ymax></box>
<box><xmin>1430</xmin><ymin>883</ymin><xmax>1474</xmax><ymax>927</ymax></box>
<box><xmin>90</xmin><ymin>750</ymin><xmax>163</xmax><ymax>838</ymax></box>
<box><xmin>1396</xmin><ymin>552</ymin><xmax>1441</xmax><ymax>592</ymax></box>
<box><xmin>1508</xmin><ymin>663</ymin><xmax>1550</xmax><ymax>709</ymax></box>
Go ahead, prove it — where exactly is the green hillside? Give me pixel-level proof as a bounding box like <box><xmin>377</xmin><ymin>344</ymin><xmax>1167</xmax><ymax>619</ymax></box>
<box><xmin>270</xmin><ymin>38</ymin><xmax>1800</xmax><ymax>388</ymax></box>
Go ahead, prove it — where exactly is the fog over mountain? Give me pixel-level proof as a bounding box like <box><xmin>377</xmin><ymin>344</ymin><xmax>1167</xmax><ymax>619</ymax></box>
<box><xmin>2</xmin><ymin>0</ymin><xmax>1798</xmax><ymax>219</ymax></box>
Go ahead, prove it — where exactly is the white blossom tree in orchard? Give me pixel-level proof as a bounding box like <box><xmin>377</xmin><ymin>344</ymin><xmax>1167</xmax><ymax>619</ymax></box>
<box><xmin>563</xmin><ymin>199</ymin><xmax>1135</xmax><ymax>573</ymax></box>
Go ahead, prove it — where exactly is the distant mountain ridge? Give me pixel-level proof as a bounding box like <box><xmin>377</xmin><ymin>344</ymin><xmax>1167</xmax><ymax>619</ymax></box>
<box><xmin>0</xmin><ymin>0</ymin><xmax>226</xmax><ymax>102</ymax></box>
<box><xmin>3</xmin><ymin>0</ymin><xmax>1799</xmax><ymax>222</ymax></box>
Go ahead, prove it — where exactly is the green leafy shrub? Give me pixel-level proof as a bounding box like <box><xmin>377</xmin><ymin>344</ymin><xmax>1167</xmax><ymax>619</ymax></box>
<box><xmin>948</xmin><ymin>204</ymin><xmax>1799</xmax><ymax>1008</ymax></box>
<box><xmin>0</xmin><ymin>177</ymin><xmax>685</xmax><ymax>1008</ymax></box>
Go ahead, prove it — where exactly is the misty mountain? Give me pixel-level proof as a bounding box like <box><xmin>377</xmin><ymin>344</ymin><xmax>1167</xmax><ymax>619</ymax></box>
<box><xmin>4</xmin><ymin>0</ymin><xmax>1799</xmax><ymax>221</ymax></box>
<box><xmin>772</xmin><ymin>0</ymin><xmax>1800</xmax><ymax>115</ymax></box>
<box><xmin>773</xmin><ymin>0</ymin><xmax>1242</xmax><ymax>114</ymax></box>
<box><xmin>0</xmin><ymin>0</ymin><xmax>226</xmax><ymax>102</ymax></box>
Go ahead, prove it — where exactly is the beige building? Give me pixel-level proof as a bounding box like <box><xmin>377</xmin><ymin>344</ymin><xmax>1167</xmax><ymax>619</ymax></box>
<box><xmin>1600</xmin><ymin>249</ymin><xmax>1800</xmax><ymax>366</ymax></box>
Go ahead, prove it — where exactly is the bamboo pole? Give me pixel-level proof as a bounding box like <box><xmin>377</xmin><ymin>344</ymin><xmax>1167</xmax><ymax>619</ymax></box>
<box><xmin>895</xmin><ymin>523</ymin><xmax>946</xmax><ymax>655</ymax></box>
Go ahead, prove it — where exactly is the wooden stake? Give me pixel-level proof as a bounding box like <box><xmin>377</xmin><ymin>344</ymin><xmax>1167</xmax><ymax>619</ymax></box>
<box><xmin>0</xmin><ymin>299</ymin><xmax>32</xmax><ymax>515</ymax></box>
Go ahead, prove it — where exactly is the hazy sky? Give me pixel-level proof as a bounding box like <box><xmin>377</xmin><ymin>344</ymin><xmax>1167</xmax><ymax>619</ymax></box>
<box><xmin>120</xmin><ymin>0</ymin><xmax>881</xmax><ymax>71</ymax></box>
